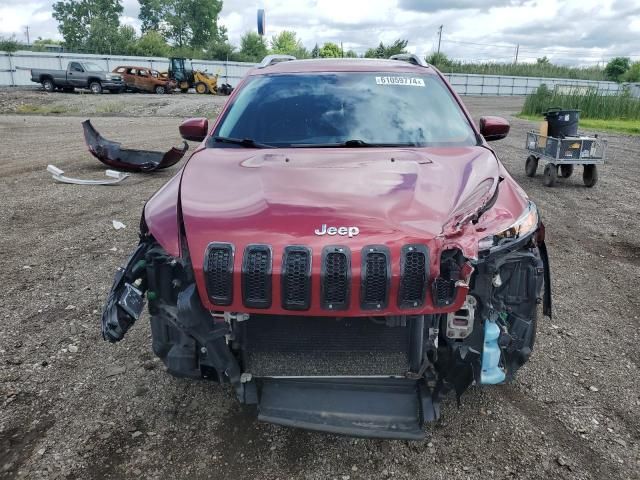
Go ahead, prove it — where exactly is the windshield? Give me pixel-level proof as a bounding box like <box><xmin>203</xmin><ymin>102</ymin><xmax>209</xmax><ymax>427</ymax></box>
<box><xmin>213</xmin><ymin>73</ymin><xmax>477</xmax><ymax>147</ymax></box>
<box><xmin>83</xmin><ymin>62</ymin><xmax>103</xmax><ymax>72</ymax></box>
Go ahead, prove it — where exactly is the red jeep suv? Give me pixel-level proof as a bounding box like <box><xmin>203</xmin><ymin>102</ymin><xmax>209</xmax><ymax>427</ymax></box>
<box><xmin>102</xmin><ymin>54</ymin><xmax>551</xmax><ymax>440</ymax></box>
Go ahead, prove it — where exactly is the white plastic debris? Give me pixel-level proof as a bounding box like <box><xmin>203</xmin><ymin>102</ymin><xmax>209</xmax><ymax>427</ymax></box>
<box><xmin>112</xmin><ymin>220</ymin><xmax>126</xmax><ymax>230</ymax></box>
<box><xmin>47</xmin><ymin>164</ymin><xmax>129</xmax><ymax>185</ymax></box>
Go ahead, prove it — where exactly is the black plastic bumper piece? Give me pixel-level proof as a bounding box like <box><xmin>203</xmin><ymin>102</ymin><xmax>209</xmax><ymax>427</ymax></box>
<box><xmin>257</xmin><ymin>377</ymin><xmax>428</xmax><ymax>440</ymax></box>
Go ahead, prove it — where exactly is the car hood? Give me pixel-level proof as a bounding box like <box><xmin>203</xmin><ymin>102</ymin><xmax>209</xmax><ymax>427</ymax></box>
<box><xmin>180</xmin><ymin>145</ymin><xmax>505</xmax><ymax>244</ymax></box>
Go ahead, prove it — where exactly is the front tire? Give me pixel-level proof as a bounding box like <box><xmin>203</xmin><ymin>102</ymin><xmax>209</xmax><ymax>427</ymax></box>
<box><xmin>195</xmin><ymin>82</ymin><xmax>208</xmax><ymax>94</ymax></box>
<box><xmin>543</xmin><ymin>163</ymin><xmax>557</xmax><ymax>187</ymax></box>
<box><xmin>583</xmin><ymin>165</ymin><xmax>598</xmax><ymax>187</ymax></box>
<box><xmin>89</xmin><ymin>81</ymin><xmax>102</xmax><ymax>94</ymax></box>
<box><xmin>42</xmin><ymin>78</ymin><xmax>54</xmax><ymax>92</ymax></box>
<box><xmin>155</xmin><ymin>85</ymin><xmax>166</xmax><ymax>95</ymax></box>
<box><xmin>525</xmin><ymin>155</ymin><xmax>538</xmax><ymax>177</ymax></box>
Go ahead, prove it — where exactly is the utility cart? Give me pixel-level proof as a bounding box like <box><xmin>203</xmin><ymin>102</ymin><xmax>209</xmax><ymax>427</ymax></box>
<box><xmin>525</xmin><ymin>132</ymin><xmax>607</xmax><ymax>187</ymax></box>
<box><xmin>524</xmin><ymin>108</ymin><xmax>607</xmax><ymax>187</ymax></box>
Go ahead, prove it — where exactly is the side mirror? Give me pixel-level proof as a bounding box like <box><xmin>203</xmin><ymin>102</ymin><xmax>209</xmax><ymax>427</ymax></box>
<box><xmin>179</xmin><ymin>117</ymin><xmax>209</xmax><ymax>142</ymax></box>
<box><xmin>479</xmin><ymin>116</ymin><xmax>510</xmax><ymax>141</ymax></box>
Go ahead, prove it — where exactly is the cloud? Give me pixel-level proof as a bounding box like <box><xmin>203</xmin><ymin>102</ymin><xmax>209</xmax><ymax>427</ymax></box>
<box><xmin>398</xmin><ymin>0</ymin><xmax>525</xmax><ymax>13</ymax></box>
<box><xmin>1</xmin><ymin>0</ymin><xmax>638</xmax><ymax>65</ymax></box>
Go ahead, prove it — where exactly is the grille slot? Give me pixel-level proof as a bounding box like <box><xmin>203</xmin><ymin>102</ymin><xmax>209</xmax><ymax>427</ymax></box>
<box><xmin>281</xmin><ymin>246</ymin><xmax>312</xmax><ymax>310</ymax></box>
<box><xmin>204</xmin><ymin>243</ymin><xmax>234</xmax><ymax>306</ymax></box>
<box><xmin>432</xmin><ymin>249</ymin><xmax>463</xmax><ymax>307</ymax></box>
<box><xmin>242</xmin><ymin>245</ymin><xmax>272</xmax><ymax>308</ymax></box>
<box><xmin>361</xmin><ymin>246</ymin><xmax>390</xmax><ymax>310</ymax></box>
<box><xmin>398</xmin><ymin>245</ymin><xmax>429</xmax><ymax>309</ymax></box>
<box><xmin>321</xmin><ymin>246</ymin><xmax>351</xmax><ymax>310</ymax></box>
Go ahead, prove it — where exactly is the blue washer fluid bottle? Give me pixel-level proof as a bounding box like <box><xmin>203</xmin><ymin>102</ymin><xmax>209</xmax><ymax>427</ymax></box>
<box><xmin>481</xmin><ymin>319</ymin><xmax>506</xmax><ymax>384</ymax></box>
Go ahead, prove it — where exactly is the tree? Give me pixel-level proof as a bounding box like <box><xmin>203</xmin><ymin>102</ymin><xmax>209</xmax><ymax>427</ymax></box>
<box><xmin>605</xmin><ymin>57</ymin><xmax>631</xmax><ymax>82</ymax></box>
<box><xmin>85</xmin><ymin>21</ymin><xmax>136</xmax><ymax>54</ymax></box>
<box><xmin>621</xmin><ymin>61</ymin><xmax>640</xmax><ymax>83</ymax></box>
<box><xmin>133</xmin><ymin>30</ymin><xmax>170</xmax><ymax>57</ymax></box>
<box><xmin>319</xmin><ymin>42</ymin><xmax>342</xmax><ymax>58</ymax></box>
<box><xmin>426</xmin><ymin>52</ymin><xmax>450</xmax><ymax>66</ymax></box>
<box><xmin>238</xmin><ymin>32</ymin><xmax>268</xmax><ymax>62</ymax></box>
<box><xmin>138</xmin><ymin>0</ymin><xmax>223</xmax><ymax>49</ymax></box>
<box><xmin>271</xmin><ymin>30</ymin><xmax>308</xmax><ymax>58</ymax></box>
<box><xmin>536</xmin><ymin>56</ymin><xmax>550</xmax><ymax>65</ymax></box>
<box><xmin>206</xmin><ymin>38</ymin><xmax>237</xmax><ymax>61</ymax></box>
<box><xmin>311</xmin><ymin>43</ymin><xmax>319</xmax><ymax>58</ymax></box>
<box><xmin>344</xmin><ymin>49</ymin><xmax>358</xmax><ymax>58</ymax></box>
<box><xmin>364</xmin><ymin>39</ymin><xmax>408</xmax><ymax>58</ymax></box>
<box><xmin>0</xmin><ymin>36</ymin><xmax>20</xmax><ymax>52</ymax></box>
<box><xmin>52</xmin><ymin>0</ymin><xmax>123</xmax><ymax>50</ymax></box>
<box><xmin>139</xmin><ymin>0</ymin><xmax>164</xmax><ymax>32</ymax></box>
<box><xmin>31</xmin><ymin>37</ymin><xmax>63</xmax><ymax>51</ymax></box>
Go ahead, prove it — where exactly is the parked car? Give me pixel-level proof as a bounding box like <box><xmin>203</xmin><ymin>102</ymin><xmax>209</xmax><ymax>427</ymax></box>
<box><xmin>113</xmin><ymin>66</ymin><xmax>176</xmax><ymax>94</ymax></box>
<box><xmin>30</xmin><ymin>61</ymin><xmax>124</xmax><ymax>94</ymax></box>
<box><xmin>102</xmin><ymin>54</ymin><xmax>552</xmax><ymax>440</ymax></box>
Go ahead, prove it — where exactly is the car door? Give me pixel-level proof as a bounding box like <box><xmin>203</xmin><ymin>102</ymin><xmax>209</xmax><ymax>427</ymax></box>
<box><xmin>68</xmin><ymin>62</ymin><xmax>85</xmax><ymax>87</ymax></box>
<box><xmin>136</xmin><ymin>68</ymin><xmax>153</xmax><ymax>92</ymax></box>
<box><xmin>114</xmin><ymin>67</ymin><xmax>130</xmax><ymax>89</ymax></box>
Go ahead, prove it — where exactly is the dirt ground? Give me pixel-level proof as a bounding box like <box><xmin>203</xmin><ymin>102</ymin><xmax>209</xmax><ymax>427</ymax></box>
<box><xmin>0</xmin><ymin>89</ymin><xmax>638</xmax><ymax>480</ymax></box>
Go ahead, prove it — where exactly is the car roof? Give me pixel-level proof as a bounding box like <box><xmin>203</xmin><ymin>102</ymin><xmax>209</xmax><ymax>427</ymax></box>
<box><xmin>248</xmin><ymin>58</ymin><xmax>436</xmax><ymax>76</ymax></box>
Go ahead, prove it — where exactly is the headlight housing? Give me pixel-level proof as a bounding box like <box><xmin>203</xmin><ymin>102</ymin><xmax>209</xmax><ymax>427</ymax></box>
<box><xmin>478</xmin><ymin>202</ymin><xmax>539</xmax><ymax>251</ymax></box>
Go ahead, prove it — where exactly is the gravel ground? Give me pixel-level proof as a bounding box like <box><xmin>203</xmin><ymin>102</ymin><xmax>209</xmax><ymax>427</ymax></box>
<box><xmin>0</xmin><ymin>91</ymin><xmax>638</xmax><ymax>480</ymax></box>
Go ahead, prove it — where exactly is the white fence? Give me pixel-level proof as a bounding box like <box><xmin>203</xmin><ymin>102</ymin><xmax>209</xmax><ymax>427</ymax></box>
<box><xmin>0</xmin><ymin>50</ymin><xmax>623</xmax><ymax>96</ymax></box>
<box><xmin>441</xmin><ymin>72</ymin><xmax>622</xmax><ymax>96</ymax></box>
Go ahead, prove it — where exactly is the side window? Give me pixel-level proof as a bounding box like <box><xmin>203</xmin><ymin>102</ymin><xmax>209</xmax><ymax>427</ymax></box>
<box><xmin>130</xmin><ymin>69</ymin><xmax>137</xmax><ymax>75</ymax></box>
<box><xmin>115</xmin><ymin>67</ymin><xmax>125</xmax><ymax>73</ymax></box>
<box><xmin>70</xmin><ymin>62</ymin><xmax>83</xmax><ymax>72</ymax></box>
<box><xmin>138</xmin><ymin>69</ymin><xmax>148</xmax><ymax>77</ymax></box>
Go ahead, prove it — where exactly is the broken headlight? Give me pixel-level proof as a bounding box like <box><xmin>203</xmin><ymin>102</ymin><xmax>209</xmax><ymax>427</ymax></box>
<box><xmin>478</xmin><ymin>202</ymin><xmax>538</xmax><ymax>251</ymax></box>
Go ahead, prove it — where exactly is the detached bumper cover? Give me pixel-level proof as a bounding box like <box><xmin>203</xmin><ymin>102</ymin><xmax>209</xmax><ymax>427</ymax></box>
<box><xmin>82</xmin><ymin>120</ymin><xmax>188</xmax><ymax>172</ymax></box>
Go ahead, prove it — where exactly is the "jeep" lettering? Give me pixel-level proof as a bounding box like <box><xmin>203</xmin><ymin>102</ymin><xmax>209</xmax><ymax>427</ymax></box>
<box><xmin>314</xmin><ymin>224</ymin><xmax>360</xmax><ymax>238</ymax></box>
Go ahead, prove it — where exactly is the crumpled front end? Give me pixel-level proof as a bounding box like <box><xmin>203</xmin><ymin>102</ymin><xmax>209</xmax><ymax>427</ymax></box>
<box><xmin>102</xmin><ymin>197</ymin><xmax>551</xmax><ymax>440</ymax></box>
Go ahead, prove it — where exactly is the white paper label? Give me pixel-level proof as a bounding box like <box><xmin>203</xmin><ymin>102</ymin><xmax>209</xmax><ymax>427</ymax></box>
<box><xmin>375</xmin><ymin>76</ymin><xmax>425</xmax><ymax>87</ymax></box>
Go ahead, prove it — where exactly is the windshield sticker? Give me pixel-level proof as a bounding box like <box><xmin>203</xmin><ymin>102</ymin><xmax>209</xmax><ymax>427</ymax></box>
<box><xmin>375</xmin><ymin>76</ymin><xmax>425</xmax><ymax>87</ymax></box>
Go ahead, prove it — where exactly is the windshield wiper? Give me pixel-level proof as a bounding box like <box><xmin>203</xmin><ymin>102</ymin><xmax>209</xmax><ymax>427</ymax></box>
<box><xmin>290</xmin><ymin>139</ymin><xmax>420</xmax><ymax>148</ymax></box>
<box><xmin>213</xmin><ymin>136</ymin><xmax>273</xmax><ymax>148</ymax></box>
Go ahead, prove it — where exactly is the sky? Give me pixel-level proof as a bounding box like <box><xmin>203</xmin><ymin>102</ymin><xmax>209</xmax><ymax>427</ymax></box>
<box><xmin>1</xmin><ymin>0</ymin><xmax>639</xmax><ymax>65</ymax></box>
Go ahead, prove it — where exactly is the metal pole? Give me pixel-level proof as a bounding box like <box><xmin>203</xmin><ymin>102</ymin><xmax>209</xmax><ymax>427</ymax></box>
<box><xmin>437</xmin><ymin>25</ymin><xmax>443</xmax><ymax>55</ymax></box>
<box><xmin>7</xmin><ymin>53</ymin><xmax>15</xmax><ymax>86</ymax></box>
<box><xmin>514</xmin><ymin>44</ymin><xmax>519</xmax><ymax>64</ymax></box>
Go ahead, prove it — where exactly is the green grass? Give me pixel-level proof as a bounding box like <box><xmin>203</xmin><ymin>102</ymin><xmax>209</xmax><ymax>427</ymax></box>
<box><xmin>518</xmin><ymin>113</ymin><xmax>640</xmax><ymax>135</ymax></box>
<box><xmin>434</xmin><ymin>61</ymin><xmax>607</xmax><ymax>81</ymax></box>
<box><xmin>522</xmin><ymin>85</ymin><xmax>640</xmax><ymax>120</ymax></box>
<box><xmin>14</xmin><ymin>103</ymin><xmax>74</xmax><ymax>114</ymax></box>
<box><xmin>95</xmin><ymin>101</ymin><xmax>126</xmax><ymax>114</ymax></box>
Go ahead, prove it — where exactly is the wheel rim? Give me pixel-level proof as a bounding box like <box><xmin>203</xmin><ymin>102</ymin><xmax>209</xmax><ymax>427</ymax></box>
<box><xmin>196</xmin><ymin>84</ymin><xmax>206</xmax><ymax>94</ymax></box>
<box><xmin>156</xmin><ymin>86</ymin><xmax>165</xmax><ymax>94</ymax></box>
<box><xmin>44</xmin><ymin>81</ymin><xmax>52</xmax><ymax>91</ymax></box>
<box><xmin>91</xmin><ymin>83</ymin><xmax>100</xmax><ymax>93</ymax></box>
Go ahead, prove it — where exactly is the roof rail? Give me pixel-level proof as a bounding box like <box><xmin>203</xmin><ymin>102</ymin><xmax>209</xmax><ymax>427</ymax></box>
<box><xmin>389</xmin><ymin>54</ymin><xmax>429</xmax><ymax>68</ymax></box>
<box><xmin>257</xmin><ymin>54</ymin><xmax>296</xmax><ymax>69</ymax></box>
